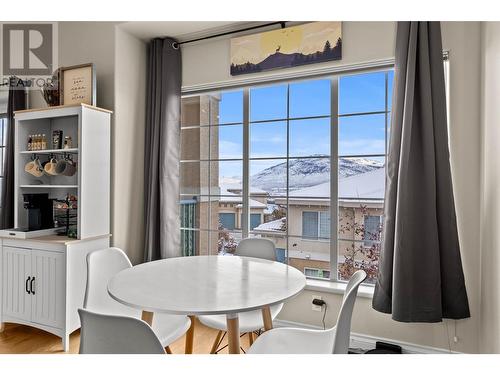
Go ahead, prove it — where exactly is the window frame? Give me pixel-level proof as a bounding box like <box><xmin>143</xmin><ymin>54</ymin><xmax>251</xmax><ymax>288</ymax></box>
<box><xmin>301</xmin><ymin>210</ymin><xmax>331</xmax><ymax>241</ymax></box>
<box><xmin>363</xmin><ymin>214</ymin><xmax>382</xmax><ymax>247</ymax></box>
<box><xmin>180</xmin><ymin>70</ymin><xmax>390</xmax><ymax>283</ymax></box>
<box><xmin>304</xmin><ymin>267</ymin><xmax>331</xmax><ymax>279</ymax></box>
<box><xmin>181</xmin><ymin>62</ymin><xmax>406</xmax><ymax>284</ymax></box>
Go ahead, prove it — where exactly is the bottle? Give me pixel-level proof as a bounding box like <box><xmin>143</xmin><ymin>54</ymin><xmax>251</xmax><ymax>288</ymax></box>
<box><xmin>41</xmin><ymin>134</ymin><xmax>47</xmax><ymax>150</ymax></box>
<box><xmin>36</xmin><ymin>134</ymin><xmax>41</xmax><ymax>150</ymax></box>
<box><xmin>27</xmin><ymin>135</ymin><xmax>32</xmax><ymax>151</ymax></box>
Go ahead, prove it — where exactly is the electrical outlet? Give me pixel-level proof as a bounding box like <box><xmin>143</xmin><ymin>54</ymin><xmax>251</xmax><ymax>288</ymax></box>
<box><xmin>312</xmin><ymin>295</ymin><xmax>323</xmax><ymax>311</ymax></box>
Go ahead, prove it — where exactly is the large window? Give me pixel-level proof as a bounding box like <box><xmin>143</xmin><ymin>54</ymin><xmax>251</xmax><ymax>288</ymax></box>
<box><xmin>180</xmin><ymin>69</ymin><xmax>392</xmax><ymax>284</ymax></box>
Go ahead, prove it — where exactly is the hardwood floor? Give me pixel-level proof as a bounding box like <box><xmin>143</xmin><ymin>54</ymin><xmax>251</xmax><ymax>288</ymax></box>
<box><xmin>0</xmin><ymin>317</ymin><xmax>251</xmax><ymax>354</ymax></box>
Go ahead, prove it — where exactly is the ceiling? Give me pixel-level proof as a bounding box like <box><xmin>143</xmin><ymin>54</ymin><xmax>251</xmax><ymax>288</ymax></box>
<box><xmin>119</xmin><ymin>21</ymin><xmax>262</xmax><ymax>42</ymax></box>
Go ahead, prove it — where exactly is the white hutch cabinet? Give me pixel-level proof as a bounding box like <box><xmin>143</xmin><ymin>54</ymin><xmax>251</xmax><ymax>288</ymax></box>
<box><xmin>0</xmin><ymin>104</ymin><xmax>111</xmax><ymax>351</ymax></box>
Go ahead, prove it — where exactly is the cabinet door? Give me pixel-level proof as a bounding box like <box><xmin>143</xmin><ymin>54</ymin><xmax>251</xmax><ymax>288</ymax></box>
<box><xmin>30</xmin><ymin>250</ymin><xmax>65</xmax><ymax>329</ymax></box>
<box><xmin>2</xmin><ymin>246</ymin><xmax>32</xmax><ymax>322</ymax></box>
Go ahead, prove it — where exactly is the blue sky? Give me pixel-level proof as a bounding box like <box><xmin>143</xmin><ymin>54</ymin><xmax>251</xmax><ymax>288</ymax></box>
<box><xmin>212</xmin><ymin>70</ymin><xmax>393</xmax><ymax>180</ymax></box>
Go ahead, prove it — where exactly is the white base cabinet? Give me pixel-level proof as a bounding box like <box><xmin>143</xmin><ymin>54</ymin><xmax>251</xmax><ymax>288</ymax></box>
<box><xmin>0</xmin><ymin>235</ymin><xmax>109</xmax><ymax>351</ymax></box>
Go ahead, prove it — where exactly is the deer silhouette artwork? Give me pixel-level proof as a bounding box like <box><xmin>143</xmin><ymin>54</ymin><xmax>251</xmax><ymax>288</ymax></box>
<box><xmin>276</xmin><ymin>45</ymin><xmax>281</xmax><ymax>53</ymax></box>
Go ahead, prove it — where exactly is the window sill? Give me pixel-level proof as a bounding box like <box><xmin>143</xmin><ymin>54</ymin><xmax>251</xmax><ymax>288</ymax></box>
<box><xmin>305</xmin><ymin>278</ymin><xmax>374</xmax><ymax>299</ymax></box>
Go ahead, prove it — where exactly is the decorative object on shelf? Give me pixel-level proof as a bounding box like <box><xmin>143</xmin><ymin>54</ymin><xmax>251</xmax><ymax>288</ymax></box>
<box><xmin>63</xmin><ymin>135</ymin><xmax>73</xmax><ymax>149</ymax></box>
<box><xmin>41</xmin><ymin>69</ymin><xmax>61</xmax><ymax>107</ymax></box>
<box><xmin>24</xmin><ymin>153</ymin><xmax>77</xmax><ymax>177</ymax></box>
<box><xmin>27</xmin><ymin>134</ymin><xmax>48</xmax><ymax>151</ymax></box>
<box><xmin>230</xmin><ymin>22</ymin><xmax>342</xmax><ymax>76</ymax></box>
<box><xmin>55</xmin><ymin>155</ymin><xmax>77</xmax><ymax>177</ymax></box>
<box><xmin>44</xmin><ymin>157</ymin><xmax>58</xmax><ymax>176</ymax></box>
<box><xmin>24</xmin><ymin>156</ymin><xmax>44</xmax><ymax>177</ymax></box>
<box><xmin>53</xmin><ymin>194</ymin><xmax>78</xmax><ymax>238</ymax></box>
<box><xmin>52</xmin><ymin>130</ymin><xmax>63</xmax><ymax>149</ymax></box>
<box><xmin>60</xmin><ymin>63</ymin><xmax>96</xmax><ymax>106</ymax></box>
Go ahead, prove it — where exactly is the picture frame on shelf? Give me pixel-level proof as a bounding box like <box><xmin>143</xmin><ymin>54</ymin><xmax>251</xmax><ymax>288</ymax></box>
<box><xmin>59</xmin><ymin>63</ymin><xmax>96</xmax><ymax>106</ymax></box>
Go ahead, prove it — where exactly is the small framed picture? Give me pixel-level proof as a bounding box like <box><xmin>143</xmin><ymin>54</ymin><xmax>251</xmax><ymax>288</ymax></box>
<box><xmin>60</xmin><ymin>63</ymin><xmax>96</xmax><ymax>106</ymax></box>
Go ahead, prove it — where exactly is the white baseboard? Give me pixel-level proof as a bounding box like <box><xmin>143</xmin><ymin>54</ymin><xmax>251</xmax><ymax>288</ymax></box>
<box><xmin>274</xmin><ymin>319</ymin><xmax>460</xmax><ymax>354</ymax></box>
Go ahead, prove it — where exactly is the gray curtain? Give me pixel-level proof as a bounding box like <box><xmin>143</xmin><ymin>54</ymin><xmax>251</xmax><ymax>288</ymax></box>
<box><xmin>372</xmin><ymin>22</ymin><xmax>470</xmax><ymax>322</ymax></box>
<box><xmin>0</xmin><ymin>78</ymin><xmax>26</xmax><ymax>229</ymax></box>
<box><xmin>143</xmin><ymin>38</ymin><xmax>182</xmax><ymax>262</ymax></box>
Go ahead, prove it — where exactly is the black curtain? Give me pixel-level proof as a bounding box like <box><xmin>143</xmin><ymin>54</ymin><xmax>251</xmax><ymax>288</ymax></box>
<box><xmin>372</xmin><ymin>22</ymin><xmax>470</xmax><ymax>322</ymax></box>
<box><xmin>0</xmin><ymin>78</ymin><xmax>26</xmax><ymax>229</ymax></box>
<box><xmin>143</xmin><ymin>38</ymin><xmax>182</xmax><ymax>261</ymax></box>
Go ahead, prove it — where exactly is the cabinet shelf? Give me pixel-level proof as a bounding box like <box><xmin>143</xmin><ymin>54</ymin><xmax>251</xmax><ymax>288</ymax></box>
<box><xmin>20</xmin><ymin>185</ymin><xmax>78</xmax><ymax>189</ymax></box>
<box><xmin>20</xmin><ymin>148</ymin><xmax>78</xmax><ymax>155</ymax></box>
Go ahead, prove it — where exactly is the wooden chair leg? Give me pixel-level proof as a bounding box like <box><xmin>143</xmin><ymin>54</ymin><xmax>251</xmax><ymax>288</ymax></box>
<box><xmin>261</xmin><ymin>306</ymin><xmax>273</xmax><ymax>331</ymax></box>
<box><xmin>210</xmin><ymin>330</ymin><xmax>224</xmax><ymax>354</ymax></box>
<box><xmin>165</xmin><ymin>346</ymin><xmax>173</xmax><ymax>354</ymax></box>
<box><xmin>141</xmin><ymin>311</ymin><xmax>154</xmax><ymax>326</ymax></box>
<box><xmin>248</xmin><ymin>332</ymin><xmax>254</xmax><ymax>346</ymax></box>
<box><xmin>185</xmin><ymin>316</ymin><xmax>195</xmax><ymax>354</ymax></box>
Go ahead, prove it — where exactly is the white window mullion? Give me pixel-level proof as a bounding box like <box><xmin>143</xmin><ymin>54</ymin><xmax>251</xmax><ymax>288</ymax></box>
<box><xmin>330</xmin><ymin>77</ymin><xmax>339</xmax><ymax>281</ymax></box>
<box><xmin>242</xmin><ymin>88</ymin><xmax>250</xmax><ymax>238</ymax></box>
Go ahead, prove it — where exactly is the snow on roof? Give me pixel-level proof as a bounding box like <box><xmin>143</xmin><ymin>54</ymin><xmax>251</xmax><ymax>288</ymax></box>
<box><xmin>338</xmin><ymin>168</ymin><xmax>385</xmax><ymax>199</ymax></box>
<box><xmin>253</xmin><ymin>217</ymin><xmax>286</xmax><ymax>232</ymax></box>
<box><xmin>221</xmin><ymin>184</ymin><xmax>268</xmax><ymax>195</ymax></box>
<box><xmin>219</xmin><ymin>194</ymin><xmax>266</xmax><ymax>208</ymax></box>
<box><xmin>289</xmin><ymin>168</ymin><xmax>385</xmax><ymax>200</ymax></box>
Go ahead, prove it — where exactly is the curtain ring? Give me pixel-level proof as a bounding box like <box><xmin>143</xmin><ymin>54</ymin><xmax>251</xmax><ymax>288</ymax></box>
<box><xmin>172</xmin><ymin>41</ymin><xmax>180</xmax><ymax>50</ymax></box>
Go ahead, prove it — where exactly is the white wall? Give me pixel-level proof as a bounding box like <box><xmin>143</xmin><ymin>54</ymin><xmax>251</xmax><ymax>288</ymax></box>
<box><xmin>181</xmin><ymin>21</ymin><xmax>483</xmax><ymax>353</ymax></box>
<box><xmin>182</xmin><ymin>22</ymin><xmax>396</xmax><ymax>87</ymax></box>
<box><xmin>58</xmin><ymin>22</ymin><xmax>116</xmax><ymax>110</ymax></box>
<box><xmin>56</xmin><ymin>22</ymin><xmax>148</xmax><ymax>264</ymax></box>
<box><xmin>479</xmin><ymin>21</ymin><xmax>500</xmax><ymax>353</ymax></box>
<box><xmin>113</xmin><ymin>28</ymin><xmax>148</xmax><ymax>264</ymax></box>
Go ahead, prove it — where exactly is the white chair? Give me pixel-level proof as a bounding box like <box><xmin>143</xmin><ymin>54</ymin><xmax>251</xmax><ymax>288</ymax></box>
<box><xmin>83</xmin><ymin>247</ymin><xmax>191</xmax><ymax>353</ymax></box>
<box><xmin>247</xmin><ymin>270</ymin><xmax>367</xmax><ymax>354</ymax></box>
<box><xmin>78</xmin><ymin>308</ymin><xmax>165</xmax><ymax>354</ymax></box>
<box><xmin>198</xmin><ymin>238</ymin><xmax>283</xmax><ymax>353</ymax></box>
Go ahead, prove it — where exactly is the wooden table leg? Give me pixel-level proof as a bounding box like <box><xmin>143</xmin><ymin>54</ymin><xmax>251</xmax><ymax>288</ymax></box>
<box><xmin>141</xmin><ymin>310</ymin><xmax>154</xmax><ymax>325</ymax></box>
<box><xmin>226</xmin><ymin>314</ymin><xmax>240</xmax><ymax>354</ymax></box>
<box><xmin>185</xmin><ymin>315</ymin><xmax>195</xmax><ymax>354</ymax></box>
<box><xmin>262</xmin><ymin>306</ymin><xmax>273</xmax><ymax>331</ymax></box>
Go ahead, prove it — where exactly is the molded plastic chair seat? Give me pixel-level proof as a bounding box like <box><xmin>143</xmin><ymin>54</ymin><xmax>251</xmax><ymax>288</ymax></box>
<box><xmin>153</xmin><ymin>313</ymin><xmax>191</xmax><ymax>345</ymax></box>
<box><xmin>248</xmin><ymin>327</ymin><xmax>336</xmax><ymax>354</ymax></box>
<box><xmin>84</xmin><ymin>247</ymin><xmax>191</xmax><ymax>350</ymax></box>
<box><xmin>198</xmin><ymin>304</ymin><xmax>283</xmax><ymax>332</ymax></box>
<box><xmin>78</xmin><ymin>308</ymin><xmax>165</xmax><ymax>354</ymax></box>
<box><xmin>248</xmin><ymin>270</ymin><xmax>367</xmax><ymax>354</ymax></box>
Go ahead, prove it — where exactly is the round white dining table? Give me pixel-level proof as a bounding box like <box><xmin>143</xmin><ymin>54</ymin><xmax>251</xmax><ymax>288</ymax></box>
<box><xmin>108</xmin><ymin>255</ymin><xmax>306</xmax><ymax>354</ymax></box>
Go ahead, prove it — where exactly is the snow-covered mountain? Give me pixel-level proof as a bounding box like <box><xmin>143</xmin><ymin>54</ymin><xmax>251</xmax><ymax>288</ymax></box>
<box><xmin>249</xmin><ymin>156</ymin><xmax>383</xmax><ymax>194</ymax></box>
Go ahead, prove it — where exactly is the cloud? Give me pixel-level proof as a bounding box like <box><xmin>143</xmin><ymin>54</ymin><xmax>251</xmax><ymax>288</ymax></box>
<box><xmin>339</xmin><ymin>139</ymin><xmax>385</xmax><ymax>155</ymax></box>
<box><xmin>218</xmin><ymin>140</ymin><xmax>242</xmax><ymax>159</ymax></box>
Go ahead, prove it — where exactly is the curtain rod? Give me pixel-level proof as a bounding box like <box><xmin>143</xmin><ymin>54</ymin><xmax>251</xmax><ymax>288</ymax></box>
<box><xmin>172</xmin><ymin>21</ymin><xmax>286</xmax><ymax>49</ymax></box>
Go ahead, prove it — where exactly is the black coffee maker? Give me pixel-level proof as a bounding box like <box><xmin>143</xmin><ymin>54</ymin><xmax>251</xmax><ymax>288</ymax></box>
<box><xmin>23</xmin><ymin>194</ymin><xmax>53</xmax><ymax>231</ymax></box>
